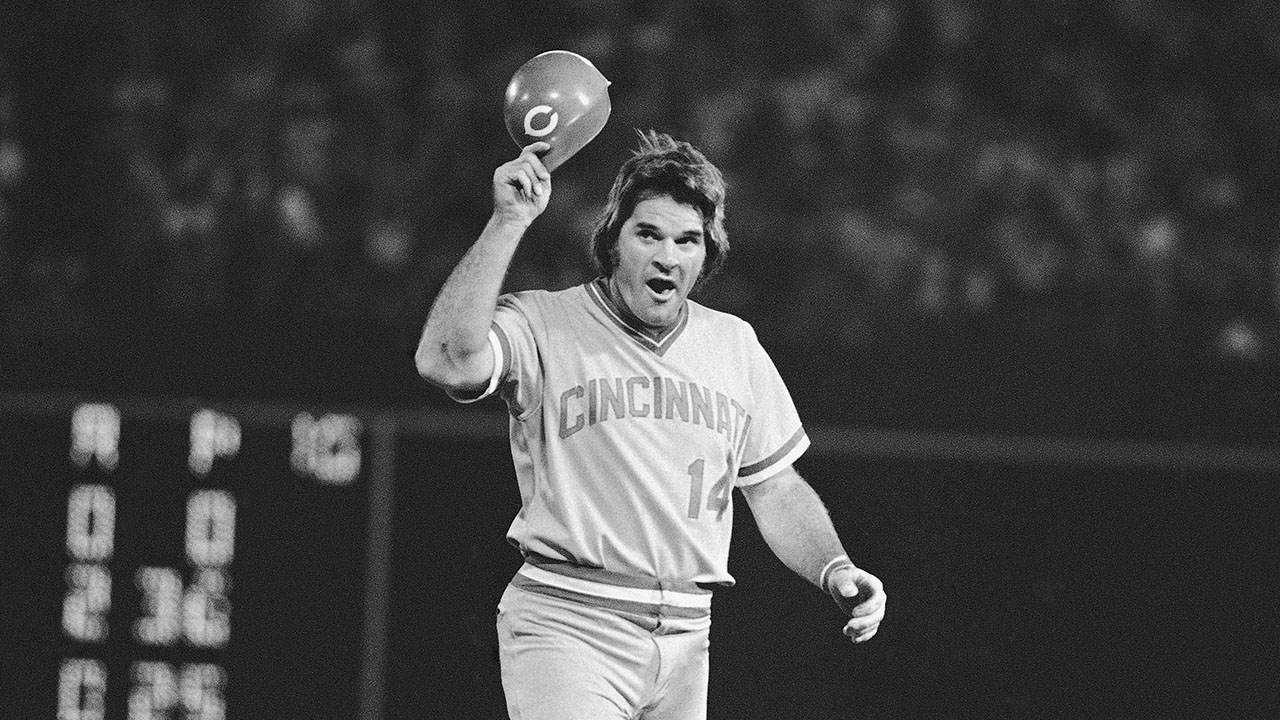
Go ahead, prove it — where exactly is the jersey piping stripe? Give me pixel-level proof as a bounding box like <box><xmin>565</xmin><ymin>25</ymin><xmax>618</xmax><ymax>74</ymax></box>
<box><xmin>516</xmin><ymin>564</ymin><xmax>712</xmax><ymax>609</ymax></box>
<box><xmin>511</xmin><ymin>574</ymin><xmax>711</xmax><ymax>619</ymax></box>
<box><xmin>586</xmin><ymin>279</ymin><xmax>689</xmax><ymax>356</ymax></box>
<box><xmin>524</xmin><ymin>552</ymin><xmax>711</xmax><ymax>595</ymax></box>
<box><xmin>739</xmin><ymin>426</ymin><xmax>810</xmax><ymax>477</ymax></box>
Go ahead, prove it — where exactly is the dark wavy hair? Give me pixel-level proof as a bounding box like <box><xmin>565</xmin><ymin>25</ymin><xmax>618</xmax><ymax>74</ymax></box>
<box><xmin>590</xmin><ymin>130</ymin><xmax>728</xmax><ymax>284</ymax></box>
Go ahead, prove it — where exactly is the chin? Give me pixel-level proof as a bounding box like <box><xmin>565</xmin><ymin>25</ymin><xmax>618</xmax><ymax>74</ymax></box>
<box><xmin>643</xmin><ymin>310</ymin><xmax>679</xmax><ymax>329</ymax></box>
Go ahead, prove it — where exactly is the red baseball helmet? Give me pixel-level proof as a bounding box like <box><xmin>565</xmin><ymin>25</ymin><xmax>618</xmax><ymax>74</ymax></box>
<box><xmin>503</xmin><ymin>50</ymin><xmax>611</xmax><ymax>171</ymax></box>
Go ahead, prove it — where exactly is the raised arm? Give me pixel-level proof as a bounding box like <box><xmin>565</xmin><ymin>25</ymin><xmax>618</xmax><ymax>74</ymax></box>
<box><xmin>415</xmin><ymin>143</ymin><xmax>551</xmax><ymax>394</ymax></box>
<box><xmin>740</xmin><ymin>466</ymin><xmax>886</xmax><ymax>643</ymax></box>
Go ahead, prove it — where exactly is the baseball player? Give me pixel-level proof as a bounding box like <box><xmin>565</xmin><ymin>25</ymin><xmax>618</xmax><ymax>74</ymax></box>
<box><xmin>416</xmin><ymin>131</ymin><xmax>886</xmax><ymax>720</ymax></box>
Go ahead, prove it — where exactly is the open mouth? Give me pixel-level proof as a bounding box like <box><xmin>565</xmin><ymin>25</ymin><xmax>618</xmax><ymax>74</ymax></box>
<box><xmin>646</xmin><ymin>278</ymin><xmax>677</xmax><ymax>299</ymax></box>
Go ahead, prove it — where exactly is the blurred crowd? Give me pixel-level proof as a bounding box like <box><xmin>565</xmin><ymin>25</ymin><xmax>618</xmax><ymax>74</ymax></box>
<box><xmin>1</xmin><ymin>0</ymin><xmax>1277</xmax><ymax>436</ymax></box>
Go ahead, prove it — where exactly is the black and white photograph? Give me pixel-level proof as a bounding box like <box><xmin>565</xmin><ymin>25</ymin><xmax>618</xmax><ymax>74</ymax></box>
<box><xmin>1</xmin><ymin>2</ymin><xmax>1277</xmax><ymax>718</ymax></box>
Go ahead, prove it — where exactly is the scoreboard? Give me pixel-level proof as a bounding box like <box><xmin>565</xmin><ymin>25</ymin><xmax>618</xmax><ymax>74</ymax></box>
<box><xmin>0</xmin><ymin>397</ymin><xmax>378</xmax><ymax>720</ymax></box>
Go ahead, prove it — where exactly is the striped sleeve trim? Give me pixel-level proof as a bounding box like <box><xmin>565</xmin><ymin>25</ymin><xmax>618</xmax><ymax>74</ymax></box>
<box><xmin>737</xmin><ymin>426</ymin><xmax>810</xmax><ymax>484</ymax></box>
<box><xmin>445</xmin><ymin>328</ymin><xmax>505</xmax><ymax>404</ymax></box>
<box><xmin>491</xmin><ymin>322</ymin><xmax>513</xmax><ymax>379</ymax></box>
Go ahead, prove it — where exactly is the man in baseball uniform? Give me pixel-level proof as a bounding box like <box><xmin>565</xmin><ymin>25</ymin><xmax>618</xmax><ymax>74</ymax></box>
<box><xmin>416</xmin><ymin>131</ymin><xmax>886</xmax><ymax>720</ymax></box>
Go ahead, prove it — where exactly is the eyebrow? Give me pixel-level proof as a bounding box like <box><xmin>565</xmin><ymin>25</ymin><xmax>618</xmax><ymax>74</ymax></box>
<box><xmin>634</xmin><ymin>221</ymin><xmax>703</xmax><ymax>239</ymax></box>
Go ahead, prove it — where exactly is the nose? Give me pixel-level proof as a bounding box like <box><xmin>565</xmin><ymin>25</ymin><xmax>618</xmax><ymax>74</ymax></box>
<box><xmin>653</xmin><ymin>238</ymin><xmax>679</xmax><ymax>271</ymax></box>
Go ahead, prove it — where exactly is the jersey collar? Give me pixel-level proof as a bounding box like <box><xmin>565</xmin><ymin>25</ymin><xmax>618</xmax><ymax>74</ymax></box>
<box><xmin>587</xmin><ymin>277</ymin><xmax>689</xmax><ymax>357</ymax></box>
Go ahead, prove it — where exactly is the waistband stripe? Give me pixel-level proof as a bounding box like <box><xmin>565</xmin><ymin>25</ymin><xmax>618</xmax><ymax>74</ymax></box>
<box><xmin>517</xmin><ymin>564</ymin><xmax>712</xmax><ymax>610</ymax></box>
<box><xmin>524</xmin><ymin>554</ymin><xmax>712</xmax><ymax>595</ymax></box>
<box><xmin>512</xmin><ymin>575</ymin><xmax>711</xmax><ymax>619</ymax></box>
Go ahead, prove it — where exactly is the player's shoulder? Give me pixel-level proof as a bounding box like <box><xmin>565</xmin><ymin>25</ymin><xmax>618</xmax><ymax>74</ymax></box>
<box><xmin>686</xmin><ymin>298</ymin><xmax>760</xmax><ymax>342</ymax></box>
<box><xmin>499</xmin><ymin>282</ymin><xmax>591</xmax><ymax>312</ymax></box>
<box><xmin>687</xmin><ymin>297</ymin><xmax>752</xmax><ymax>329</ymax></box>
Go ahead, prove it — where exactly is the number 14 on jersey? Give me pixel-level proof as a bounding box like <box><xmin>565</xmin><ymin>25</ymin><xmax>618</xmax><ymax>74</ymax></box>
<box><xmin>686</xmin><ymin>458</ymin><xmax>731</xmax><ymax>521</ymax></box>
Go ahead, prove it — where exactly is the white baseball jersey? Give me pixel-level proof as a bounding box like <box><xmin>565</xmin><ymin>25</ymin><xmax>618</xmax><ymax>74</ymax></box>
<box><xmin>456</xmin><ymin>278</ymin><xmax>809</xmax><ymax>587</ymax></box>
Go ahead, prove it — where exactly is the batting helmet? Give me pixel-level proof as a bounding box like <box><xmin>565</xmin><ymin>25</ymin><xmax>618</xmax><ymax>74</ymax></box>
<box><xmin>503</xmin><ymin>50</ymin><xmax>611</xmax><ymax>171</ymax></box>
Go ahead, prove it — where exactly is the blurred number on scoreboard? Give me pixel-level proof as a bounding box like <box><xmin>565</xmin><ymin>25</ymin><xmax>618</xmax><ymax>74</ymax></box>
<box><xmin>188</xmin><ymin>410</ymin><xmax>240</xmax><ymax>478</ymax></box>
<box><xmin>134</xmin><ymin>567</ymin><xmax>182</xmax><ymax>645</ymax></box>
<box><xmin>290</xmin><ymin>412</ymin><xmax>361</xmax><ymax>485</ymax></box>
<box><xmin>58</xmin><ymin>658</ymin><xmax>107</xmax><ymax>720</ymax></box>
<box><xmin>69</xmin><ymin>403</ymin><xmax>120</xmax><ymax>472</ymax></box>
<box><xmin>128</xmin><ymin>661</ymin><xmax>227</xmax><ymax>720</ymax></box>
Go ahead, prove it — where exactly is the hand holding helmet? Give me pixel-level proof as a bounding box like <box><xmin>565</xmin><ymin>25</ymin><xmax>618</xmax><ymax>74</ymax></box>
<box><xmin>493</xmin><ymin>141</ymin><xmax>552</xmax><ymax>228</ymax></box>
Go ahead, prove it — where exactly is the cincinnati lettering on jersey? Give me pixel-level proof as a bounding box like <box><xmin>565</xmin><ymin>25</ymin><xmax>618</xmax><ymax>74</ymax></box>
<box><xmin>558</xmin><ymin>376</ymin><xmax>753</xmax><ymax>451</ymax></box>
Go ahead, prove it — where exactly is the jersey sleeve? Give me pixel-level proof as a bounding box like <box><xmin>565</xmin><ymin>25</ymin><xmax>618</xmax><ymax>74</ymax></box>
<box><xmin>441</xmin><ymin>327</ymin><xmax>505</xmax><ymax>402</ymax></box>
<box><xmin>735</xmin><ymin>327</ymin><xmax>809</xmax><ymax>487</ymax></box>
<box><xmin>442</xmin><ymin>292</ymin><xmax>543</xmax><ymax>417</ymax></box>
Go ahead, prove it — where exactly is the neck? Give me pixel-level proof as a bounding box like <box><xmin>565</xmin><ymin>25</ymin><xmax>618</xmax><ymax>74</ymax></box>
<box><xmin>601</xmin><ymin>276</ymin><xmax>678</xmax><ymax>338</ymax></box>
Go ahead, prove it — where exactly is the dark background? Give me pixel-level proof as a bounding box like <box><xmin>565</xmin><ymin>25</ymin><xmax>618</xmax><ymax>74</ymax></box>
<box><xmin>1</xmin><ymin>0</ymin><xmax>1279</xmax><ymax>717</ymax></box>
<box><xmin>1</xmin><ymin>0</ymin><xmax>1278</xmax><ymax>442</ymax></box>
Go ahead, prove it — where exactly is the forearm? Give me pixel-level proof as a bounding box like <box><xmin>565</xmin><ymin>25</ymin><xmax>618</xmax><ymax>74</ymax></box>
<box><xmin>415</xmin><ymin>213</ymin><xmax>527</xmax><ymax>387</ymax></box>
<box><xmin>742</xmin><ymin>468</ymin><xmax>854</xmax><ymax>592</ymax></box>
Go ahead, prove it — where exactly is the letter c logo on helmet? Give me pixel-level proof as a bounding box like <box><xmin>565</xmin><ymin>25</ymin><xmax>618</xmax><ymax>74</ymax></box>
<box><xmin>524</xmin><ymin>105</ymin><xmax>559</xmax><ymax>137</ymax></box>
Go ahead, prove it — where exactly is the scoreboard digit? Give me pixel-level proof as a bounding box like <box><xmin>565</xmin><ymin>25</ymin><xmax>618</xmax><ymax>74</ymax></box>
<box><xmin>0</xmin><ymin>399</ymin><xmax>372</xmax><ymax>720</ymax></box>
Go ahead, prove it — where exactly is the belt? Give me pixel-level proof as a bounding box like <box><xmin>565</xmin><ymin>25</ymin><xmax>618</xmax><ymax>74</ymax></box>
<box><xmin>512</xmin><ymin>553</ymin><xmax>712</xmax><ymax>619</ymax></box>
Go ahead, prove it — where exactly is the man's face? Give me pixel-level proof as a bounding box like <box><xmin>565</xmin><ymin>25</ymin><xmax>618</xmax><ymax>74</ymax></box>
<box><xmin>610</xmin><ymin>193</ymin><xmax>707</xmax><ymax>331</ymax></box>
